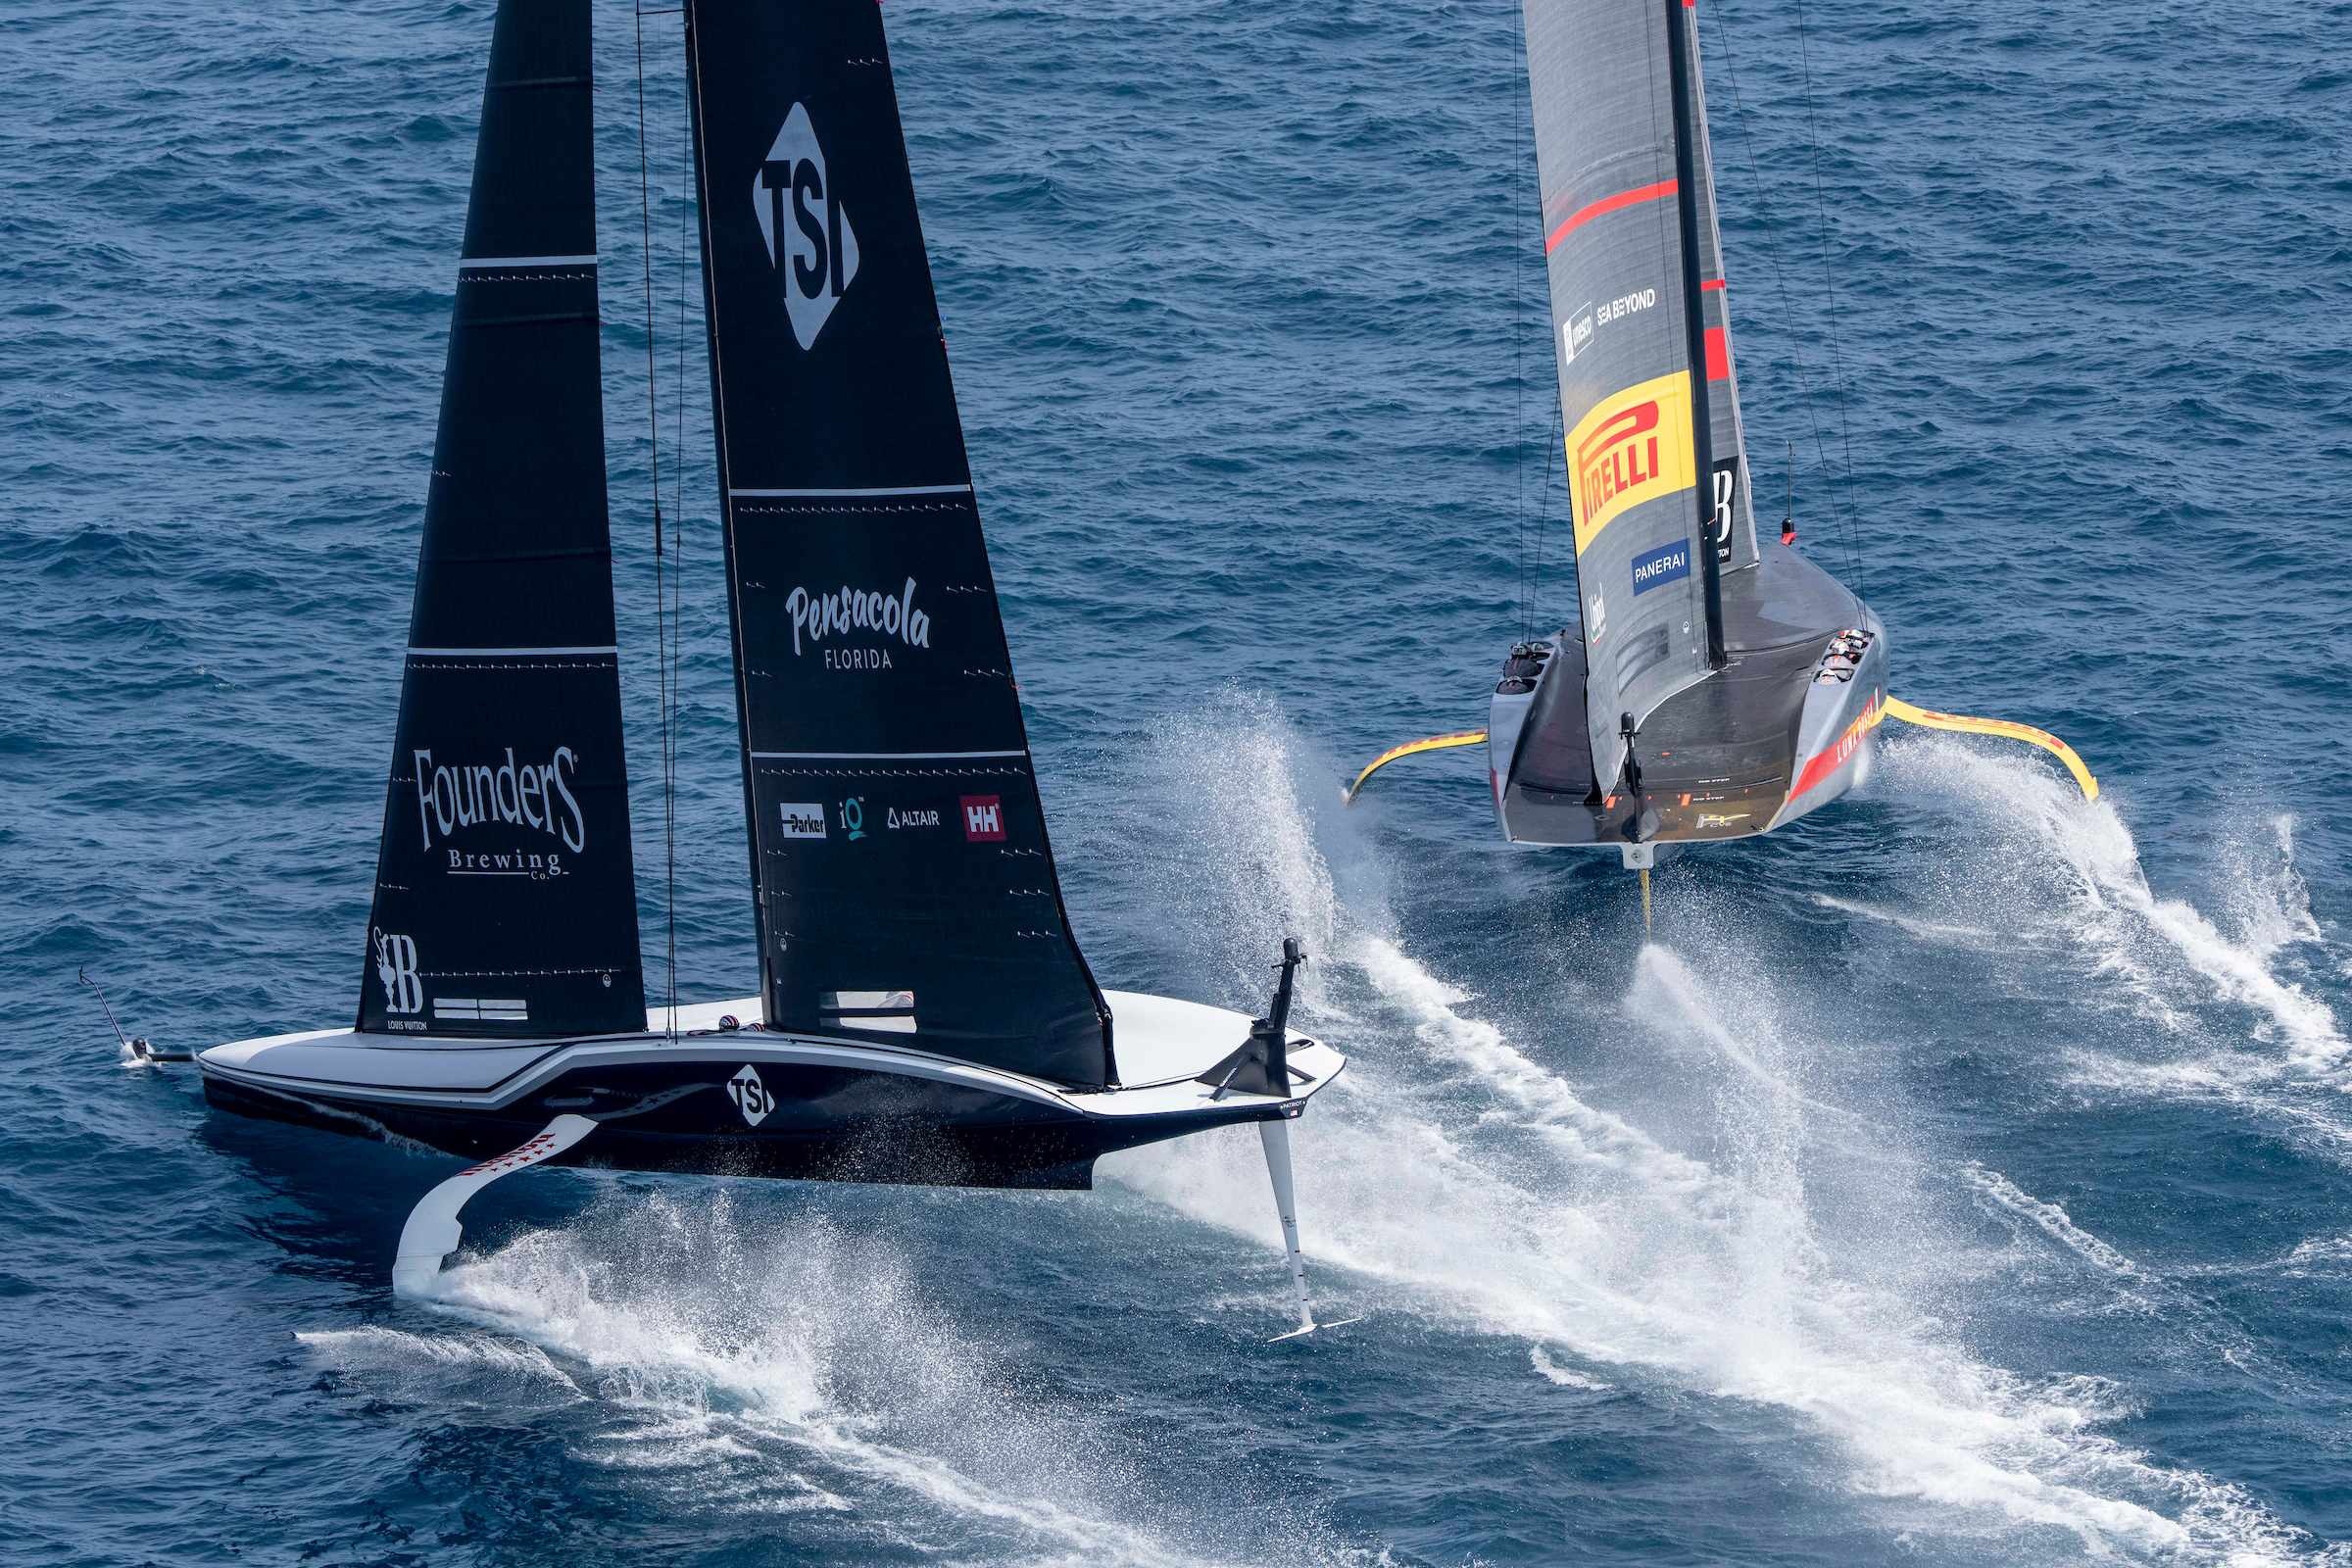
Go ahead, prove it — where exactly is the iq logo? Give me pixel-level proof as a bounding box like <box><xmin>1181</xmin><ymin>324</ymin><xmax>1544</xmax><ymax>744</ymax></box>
<box><xmin>959</xmin><ymin>795</ymin><xmax>1005</xmax><ymax>842</ymax></box>
<box><xmin>754</xmin><ymin>104</ymin><xmax>859</xmax><ymax>349</ymax></box>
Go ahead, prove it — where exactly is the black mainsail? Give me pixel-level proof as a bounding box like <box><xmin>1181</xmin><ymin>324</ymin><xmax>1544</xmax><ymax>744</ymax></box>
<box><xmin>684</xmin><ymin>0</ymin><xmax>1110</xmax><ymax>1087</ymax></box>
<box><xmin>357</xmin><ymin>0</ymin><xmax>645</xmax><ymax>1038</ymax></box>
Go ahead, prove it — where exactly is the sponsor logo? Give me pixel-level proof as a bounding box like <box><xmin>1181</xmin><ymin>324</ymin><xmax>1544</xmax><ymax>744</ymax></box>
<box><xmin>839</xmin><ymin>797</ymin><xmax>866</xmax><ymax>841</ymax></box>
<box><xmin>960</xmin><ymin>795</ymin><xmax>1004</xmax><ymax>842</ymax></box>
<box><xmin>372</xmin><ymin>929</ymin><xmax>423</xmax><ymax>1016</ymax></box>
<box><xmin>1562</xmin><ymin>303</ymin><xmax>1593</xmax><ymax>365</ymax></box>
<box><xmin>1789</xmin><ymin>691</ymin><xmax>1886</xmax><ymax>799</ymax></box>
<box><xmin>754</xmin><ymin>103</ymin><xmax>859</xmax><ymax>350</ymax></box>
<box><xmin>412</xmin><ymin>747</ymin><xmax>586</xmax><ymax>854</ymax></box>
<box><xmin>728</xmin><ymin>1063</ymin><xmax>776</xmax><ymax>1126</ymax></box>
<box><xmin>1568</xmin><ymin>371</ymin><xmax>1696</xmax><ymax>554</ymax></box>
<box><xmin>885</xmin><ymin>806</ymin><xmax>939</xmax><ymax>829</ymax></box>
<box><xmin>1696</xmin><ymin>811</ymin><xmax>1748</xmax><ymax>827</ymax></box>
<box><xmin>1596</xmin><ymin>287</ymin><xmax>1656</xmax><ymax>326</ymax></box>
<box><xmin>1711</xmin><ymin>458</ymin><xmax>1740</xmax><ymax>563</ymax></box>
<box><xmin>779</xmin><ymin>803</ymin><xmax>827</xmax><ymax>840</ymax></box>
<box><xmin>1631</xmin><ymin>539</ymin><xmax>1691</xmax><ymax>597</ymax></box>
<box><xmin>785</xmin><ymin>577</ymin><xmax>931</xmax><ymax>659</ymax></box>
<box><xmin>1587</xmin><ymin>586</ymin><xmax>1606</xmax><ymax>646</ymax></box>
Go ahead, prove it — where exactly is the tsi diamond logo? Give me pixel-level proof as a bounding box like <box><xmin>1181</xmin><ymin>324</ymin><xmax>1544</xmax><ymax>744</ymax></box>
<box><xmin>754</xmin><ymin>103</ymin><xmax>859</xmax><ymax>350</ymax></box>
<box><xmin>727</xmin><ymin>1063</ymin><xmax>776</xmax><ymax>1127</ymax></box>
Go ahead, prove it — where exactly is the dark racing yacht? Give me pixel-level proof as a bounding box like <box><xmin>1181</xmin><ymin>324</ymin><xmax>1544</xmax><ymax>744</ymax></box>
<box><xmin>197</xmin><ymin>0</ymin><xmax>1345</xmax><ymax>1334</ymax></box>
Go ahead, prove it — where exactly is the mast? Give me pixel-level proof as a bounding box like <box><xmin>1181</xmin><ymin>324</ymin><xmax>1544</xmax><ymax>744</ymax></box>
<box><xmin>1523</xmin><ymin>0</ymin><xmax>1724</xmax><ymax>788</ymax></box>
<box><xmin>1664</xmin><ymin>0</ymin><xmax>1725</xmax><ymax>668</ymax></box>
<box><xmin>358</xmin><ymin>0</ymin><xmax>645</xmax><ymax>1038</ymax></box>
<box><xmin>682</xmin><ymin>0</ymin><xmax>1112</xmax><ymax>1088</ymax></box>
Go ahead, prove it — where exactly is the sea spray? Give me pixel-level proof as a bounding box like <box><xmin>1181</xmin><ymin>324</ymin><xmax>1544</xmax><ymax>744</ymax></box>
<box><xmin>1104</xmin><ymin>693</ymin><xmax>2325</xmax><ymax>1562</ymax></box>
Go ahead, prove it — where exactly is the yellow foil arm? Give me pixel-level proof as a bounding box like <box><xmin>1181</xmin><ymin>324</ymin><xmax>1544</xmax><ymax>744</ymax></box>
<box><xmin>1345</xmin><ymin>731</ymin><xmax>1489</xmax><ymax>804</ymax></box>
<box><xmin>1883</xmin><ymin>697</ymin><xmax>2099</xmax><ymax>802</ymax></box>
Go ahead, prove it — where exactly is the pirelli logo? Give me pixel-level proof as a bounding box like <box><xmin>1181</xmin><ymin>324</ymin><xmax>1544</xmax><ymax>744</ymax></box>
<box><xmin>1568</xmin><ymin>370</ymin><xmax>1697</xmax><ymax>556</ymax></box>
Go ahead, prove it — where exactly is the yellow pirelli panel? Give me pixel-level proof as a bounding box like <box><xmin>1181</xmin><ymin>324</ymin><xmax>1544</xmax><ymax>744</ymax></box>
<box><xmin>1568</xmin><ymin>369</ymin><xmax>1697</xmax><ymax>557</ymax></box>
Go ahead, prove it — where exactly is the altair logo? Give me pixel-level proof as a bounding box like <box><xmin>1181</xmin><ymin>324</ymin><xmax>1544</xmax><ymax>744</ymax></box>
<box><xmin>755</xmin><ymin>103</ymin><xmax>859</xmax><ymax>350</ymax></box>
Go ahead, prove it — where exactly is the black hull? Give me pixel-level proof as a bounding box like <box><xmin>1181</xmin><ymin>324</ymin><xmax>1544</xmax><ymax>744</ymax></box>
<box><xmin>201</xmin><ymin>1063</ymin><xmax>1281</xmax><ymax>1194</ymax></box>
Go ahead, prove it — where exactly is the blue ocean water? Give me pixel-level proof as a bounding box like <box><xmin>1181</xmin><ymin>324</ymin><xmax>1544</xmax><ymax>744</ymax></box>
<box><xmin>5</xmin><ymin>0</ymin><xmax>2348</xmax><ymax>1559</ymax></box>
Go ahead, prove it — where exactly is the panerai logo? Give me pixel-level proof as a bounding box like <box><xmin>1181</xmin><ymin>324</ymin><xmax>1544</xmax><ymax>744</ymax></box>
<box><xmin>755</xmin><ymin>103</ymin><xmax>859</xmax><ymax>349</ymax></box>
<box><xmin>785</xmin><ymin>578</ymin><xmax>931</xmax><ymax>659</ymax></box>
<box><xmin>412</xmin><ymin>747</ymin><xmax>586</xmax><ymax>854</ymax></box>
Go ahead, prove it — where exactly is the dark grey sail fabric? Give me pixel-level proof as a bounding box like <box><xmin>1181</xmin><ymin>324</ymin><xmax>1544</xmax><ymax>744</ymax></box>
<box><xmin>358</xmin><ymin>0</ymin><xmax>646</xmax><ymax>1039</ymax></box>
<box><xmin>683</xmin><ymin>0</ymin><xmax>1111</xmax><ymax>1088</ymax></box>
<box><xmin>1682</xmin><ymin>13</ymin><xmax>1760</xmax><ymax>571</ymax></box>
<box><xmin>1525</xmin><ymin>0</ymin><xmax>1719</xmax><ymax>788</ymax></box>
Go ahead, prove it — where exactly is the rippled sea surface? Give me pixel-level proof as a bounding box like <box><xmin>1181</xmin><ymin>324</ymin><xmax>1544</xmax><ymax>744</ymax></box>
<box><xmin>7</xmin><ymin>0</ymin><xmax>2349</xmax><ymax>1561</ymax></box>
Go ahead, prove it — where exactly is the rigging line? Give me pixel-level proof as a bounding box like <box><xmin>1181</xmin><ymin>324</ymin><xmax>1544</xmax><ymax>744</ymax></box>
<box><xmin>632</xmin><ymin>9</ymin><xmax>675</xmax><ymax>1036</ymax></box>
<box><xmin>1530</xmin><ymin>393</ymin><xmax>1560</xmax><ymax>630</ymax></box>
<box><xmin>1703</xmin><ymin>0</ymin><xmax>1861</xmax><ymax>594</ymax></box>
<box><xmin>1791</xmin><ymin>0</ymin><xmax>1864</xmax><ymax>598</ymax></box>
<box><xmin>666</xmin><ymin>18</ymin><xmax>691</xmax><ymax>1039</ymax></box>
<box><xmin>1510</xmin><ymin>0</ymin><xmax>1528</xmax><ymax>644</ymax></box>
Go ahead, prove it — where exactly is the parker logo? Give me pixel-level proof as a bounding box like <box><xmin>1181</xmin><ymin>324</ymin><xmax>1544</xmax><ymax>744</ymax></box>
<box><xmin>960</xmin><ymin>795</ymin><xmax>1004</xmax><ymax>842</ymax></box>
<box><xmin>1568</xmin><ymin>370</ymin><xmax>1696</xmax><ymax>555</ymax></box>
<box><xmin>779</xmin><ymin>803</ymin><xmax>827</xmax><ymax>840</ymax></box>
<box><xmin>785</xmin><ymin>578</ymin><xmax>931</xmax><ymax>659</ymax></box>
<box><xmin>372</xmin><ymin>928</ymin><xmax>423</xmax><ymax>1016</ymax></box>
<box><xmin>755</xmin><ymin>103</ymin><xmax>860</xmax><ymax>350</ymax></box>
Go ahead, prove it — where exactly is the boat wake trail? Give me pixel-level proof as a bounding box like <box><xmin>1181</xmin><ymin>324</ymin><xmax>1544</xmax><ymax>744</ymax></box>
<box><xmin>1103</xmin><ymin>695</ymin><xmax>2332</xmax><ymax>1563</ymax></box>
<box><xmin>1872</xmin><ymin>736</ymin><xmax>2349</xmax><ymax>1164</ymax></box>
<box><xmin>1881</xmin><ymin>735</ymin><xmax>2342</xmax><ymax>1075</ymax></box>
<box><xmin>301</xmin><ymin>1192</ymin><xmax>1311</xmax><ymax>1568</ymax></box>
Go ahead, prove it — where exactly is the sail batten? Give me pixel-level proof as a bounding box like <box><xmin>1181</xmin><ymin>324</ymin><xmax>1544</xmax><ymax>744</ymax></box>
<box><xmin>685</xmin><ymin>0</ymin><xmax>1111</xmax><ymax>1090</ymax></box>
<box><xmin>357</xmin><ymin>0</ymin><xmax>644</xmax><ymax>1040</ymax></box>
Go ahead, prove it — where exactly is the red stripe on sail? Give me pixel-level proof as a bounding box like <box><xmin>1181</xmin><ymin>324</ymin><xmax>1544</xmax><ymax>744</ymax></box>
<box><xmin>1704</xmin><ymin>326</ymin><xmax>1729</xmax><ymax>381</ymax></box>
<box><xmin>1700</xmin><ymin>278</ymin><xmax>1727</xmax><ymax>291</ymax></box>
<box><xmin>1544</xmin><ymin>180</ymin><xmax>1679</xmax><ymax>253</ymax></box>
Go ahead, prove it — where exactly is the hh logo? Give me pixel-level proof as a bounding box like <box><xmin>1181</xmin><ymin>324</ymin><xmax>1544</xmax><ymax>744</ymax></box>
<box><xmin>755</xmin><ymin>103</ymin><xmax>860</xmax><ymax>350</ymax></box>
<box><xmin>727</xmin><ymin>1063</ymin><xmax>776</xmax><ymax>1127</ymax></box>
<box><xmin>1568</xmin><ymin>370</ymin><xmax>1696</xmax><ymax>556</ymax></box>
<box><xmin>372</xmin><ymin>929</ymin><xmax>423</xmax><ymax>1015</ymax></box>
<box><xmin>960</xmin><ymin>795</ymin><xmax>1004</xmax><ymax>842</ymax></box>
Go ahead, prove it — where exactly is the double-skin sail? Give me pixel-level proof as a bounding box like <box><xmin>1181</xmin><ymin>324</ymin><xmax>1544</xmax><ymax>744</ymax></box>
<box><xmin>684</xmin><ymin>0</ymin><xmax>1111</xmax><ymax>1088</ymax></box>
<box><xmin>358</xmin><ymin>0</ymin><xmax>645</xmax><ymax>1038</ymax></box>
